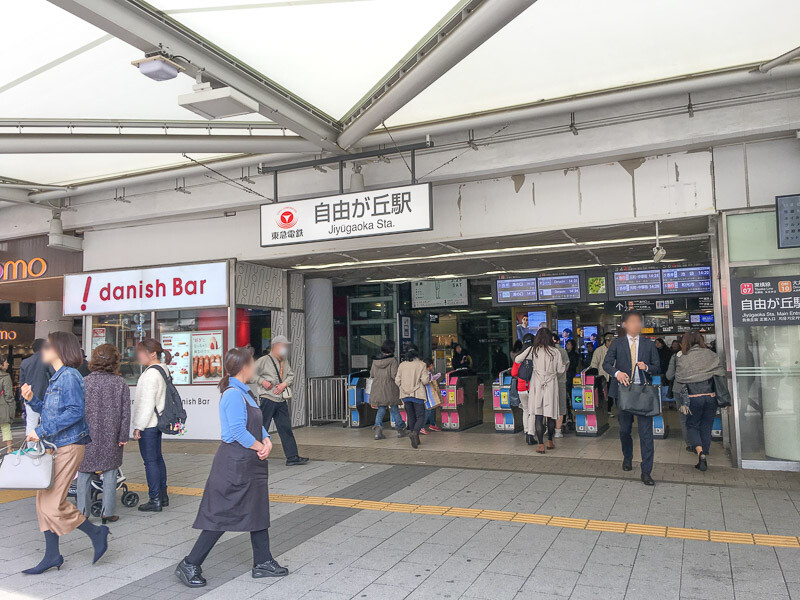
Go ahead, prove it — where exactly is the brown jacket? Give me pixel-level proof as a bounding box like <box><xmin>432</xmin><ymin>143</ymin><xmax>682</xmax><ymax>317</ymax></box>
<box><xmin>394</xmin><ymin>358</ymin><xmax>430</xmax><ymax>401</ymax></box>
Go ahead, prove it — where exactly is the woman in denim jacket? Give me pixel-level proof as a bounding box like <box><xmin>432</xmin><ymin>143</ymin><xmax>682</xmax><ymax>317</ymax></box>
<box><xmin>20</xmin><ymin>332</ymin><xmax>111</xmax><ymax>574</ymax></box>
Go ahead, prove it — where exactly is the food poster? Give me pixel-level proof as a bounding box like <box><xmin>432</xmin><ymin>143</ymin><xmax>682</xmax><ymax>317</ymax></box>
<box><xmin>191</xmin><ymin>330</ymin><xmax>224</xmax><ymax>384</ymax></box>
<box><xmin>160</xmin><ymin>332</ymin><xmax>192</xmax><ymax>384</ymax></box>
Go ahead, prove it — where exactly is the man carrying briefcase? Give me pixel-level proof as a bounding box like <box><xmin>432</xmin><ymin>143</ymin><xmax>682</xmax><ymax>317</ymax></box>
<box><xmin>603</xmin><ymin>311</ymin><xmax>661</xmax><ymax>486</ymax></box>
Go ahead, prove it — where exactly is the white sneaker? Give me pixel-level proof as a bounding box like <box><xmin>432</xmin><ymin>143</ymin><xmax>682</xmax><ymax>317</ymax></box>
<box><xmin>554</xmin><ymin>431</ymin><xmax>563</xmax><ymax>438</ymax></box>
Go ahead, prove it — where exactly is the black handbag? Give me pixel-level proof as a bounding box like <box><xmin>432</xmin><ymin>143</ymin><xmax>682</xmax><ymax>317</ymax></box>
<box><xmin>517</xmin><ymin>349</ymin><xmax>533</xmax><ymax>382</ymax></box>
<box><xmin>508</xmin><ymin>377</ymin><xmax>520</xmax><ymax>407</ymax></box>
<box><xmin>617</xmin><ymin>368</ymin><xmax>662</xmax><ymax>417</ymax></box>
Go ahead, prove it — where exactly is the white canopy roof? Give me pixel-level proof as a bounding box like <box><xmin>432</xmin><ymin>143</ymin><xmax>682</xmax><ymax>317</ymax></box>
<box><xmin>1</xmin><ymin>0</ymin><xmax>798</xmax><ymax>185</ymax></box>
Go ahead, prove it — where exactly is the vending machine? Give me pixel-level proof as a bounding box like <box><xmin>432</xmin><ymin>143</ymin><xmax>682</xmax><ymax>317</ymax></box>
<box><xmin>571</xmin><ymin>369</ymin><xmax>609</xmax><ymax>436</ymax></box>
<box><xmin>492</xmin><ymin>370</ymin><xmax>523</xmax><ymax>433</ymax></box>
<box><xmin>439</xmin><ymin>369</ymin><xmax>483</xmax><ymax>431</ymax></box>
<box><xmin>347</xmin><ymin>370</ymin><xmax>378</xmax><ymax>428</ymax></box>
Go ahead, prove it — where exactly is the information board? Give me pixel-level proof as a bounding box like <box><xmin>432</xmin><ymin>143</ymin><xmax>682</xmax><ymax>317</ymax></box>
<box><xmin>496</xmin><ymin>278</ymin><xmax>538</xmax><ymax>303</ymax></box>
<box><xmin>731</xmin><ymin>277</ymin><xmax>800</xmax><ymax>326</ymax></box>
<box><xmin>161</xmin><ymin>332</ymin><xmax>192</xmax><ymax>385</ymax></box>
<box><xmin>613</xmin><ymin>269</ymin><xmax>662</xmax><ymax>297</ymax></box>
<box><xmin>412</xmin><ymin>279</ymin><xmax>469</xmax><ymax>308</ymax></box>
<box><xmin>777</xmin><ymin>194</ymin><xmax>800</xmax><ymax>249</ymax></box>
<box><xmin>662</xmin><ymin>266</ymin><xmax>712</xmax><ymax>295</ymax></box>
<box><xmin>538</xmin><ymin>275</ymin><xmax>582</xmax><ymax>301</ymax></box>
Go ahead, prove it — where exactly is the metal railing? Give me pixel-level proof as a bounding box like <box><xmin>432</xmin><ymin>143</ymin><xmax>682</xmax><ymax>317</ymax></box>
<box><xmin>307</xmin><ymin>376</ymin><xmax>348</xmax><ymax>426</ymax></box>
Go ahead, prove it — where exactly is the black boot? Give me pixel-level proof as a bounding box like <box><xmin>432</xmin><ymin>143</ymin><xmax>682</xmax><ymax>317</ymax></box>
<box><xmin>78</xmin><ymin>519</ymin><xmax>110</xmax><ymax>564</ymax></box>
<box><xmin>410</xmin><ymin>432</ymin><xmax>420</xmax><ymax>449</ymax></box>
<box><xmin>160</xmin><ymin>490</ymin><xmax>170</xmax><ymax>507</ymax></box>
<box><xmin>22</xmin><ymin>531</ymin><xmax>63</xmax><ymax>575</ymax></box>
<box><xmin>138</xmin><ymin>497</ymin><xmax>162</xmax><ymax>512</ymax></box>
<box><xmin>696</xmin><ymin>454</ymin><xmax>708</xmax><ymax>472</ymax></box>
<box><xmin>175</xmin><ymin>559</ymin><xmax>207</xmax><ymax>587</ymax></box>
<box><xmin>373</xmin><ymin>425</ymin><xmax>385</xmax><ymax>440</ymax></box>
<box><xmin>525</xmin><ymin>434</ymin><xmax>534</xmax><ymax>445</ymax></box>
<box><xmin>252</xmin><ymin>559</ymin><xmax>289</xmax><ymax>578</ymax></box>
<box><xmin>286</xmin><ymin>456</ymin><xmax>309</xmax><ymax>466</ymax></box>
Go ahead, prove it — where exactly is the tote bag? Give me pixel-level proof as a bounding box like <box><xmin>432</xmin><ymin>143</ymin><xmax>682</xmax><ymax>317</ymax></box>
<box><xmin>0</xmin><ymin>440</ymin><xmax>57</xmax><ymax>490</ymax></box>
<box><xmin>617</xmin><ymin>368</ymin><xmax>661</xmax><ymax>417</ymax></box>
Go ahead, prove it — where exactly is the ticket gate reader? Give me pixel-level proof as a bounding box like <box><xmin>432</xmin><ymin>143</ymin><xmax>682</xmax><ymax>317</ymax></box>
<box><xmin>492</xmin><ymin>370</ymin><xmax>523</xmax><ymax>433</ymax></box>
<box><xmin>440</xmin><ymin>370</ymin><xmax>483</xmax><ymax>431</ymax></box>
<box><xmin>651</xmin><ymin>375</ymin><xmax>669</xmax><ymax>439</ymax></box>
<box><xmin>348</xmin><ymin>370</ymin><xmax>378</xmax><ymax>428</ymax></box>
<box><xmin>571</xmin><ymin>369</ymin><xmax>609</xmax><ymax>437</ymax></box>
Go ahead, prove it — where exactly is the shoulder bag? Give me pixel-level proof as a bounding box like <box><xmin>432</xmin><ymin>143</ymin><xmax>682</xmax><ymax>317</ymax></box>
<box><xmin>269</xmin><ymin>355</ymin><xmax>293</xmax><ymax>400</ymax></box>
<box><xmin>0</xmin><ymin>440</ymin><xmax>57</xmax><ymax>490</ymax></box>
<box><xmin>617</xmin><ymin>367</ymin><xmax>662</xmax><ymax>417</ymax></box>
<box><xmin>517</xmin><ymin>348</ymin><xmax>534</xmax><ymax>382</ymax></box>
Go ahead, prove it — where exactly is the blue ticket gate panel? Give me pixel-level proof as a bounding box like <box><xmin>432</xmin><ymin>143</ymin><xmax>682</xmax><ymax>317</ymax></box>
<box><xmin>571</xmin><ymin>370</ymin><xmax>609</xmax><ymax>437</ymax></box>
<box><xmin>492</xmin><ymin>370</ymin><xmax>523</xmax><ymax>433</ymax></box>
<box><xmin>348</xmin><ymin>371</ymin><xmax>378</xmax><ymax>428</ymax></box>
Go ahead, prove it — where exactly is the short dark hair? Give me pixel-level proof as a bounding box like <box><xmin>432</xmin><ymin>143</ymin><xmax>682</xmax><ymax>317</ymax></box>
<box><xmin>0</xmin><ymin>355</ymin><xmax>8</xmax><ymax>367</ymax></box>
<box><xmin>380</xmin><ymin>340</ymin><xmax>396</xmax><ymax>355</ymax></box>
<box><xmin>32</xmin><ymin>338</ymin><xmax>46</xmax><ymax>353</ymax></box>
<box><xmin>405</xmin><ymin>345</ymin><xmax>419</xmax><ymax>361</ymax></box>
<box><xmin>622</xmin><ymin>310</ymin><xmax>643</xmax><ymax>323</ymax></box>
<box><xmin>425</xmin><ymin>358</ymin><xmax>434</xmax><ymax>368</ymax></box>
<box><xmin>681</xmin><ymin>331</ymin><xmax>706</xmax><ymax>354</ymax></box>
<box><xmin>89</xmin><ymin>343</ymin><xmax>121</xmax><ymax>374</ymax></box>
<box><xmin>48</xmin><ymin>331</ymin><xmax>83</xmax><ymax>369</ymax></box>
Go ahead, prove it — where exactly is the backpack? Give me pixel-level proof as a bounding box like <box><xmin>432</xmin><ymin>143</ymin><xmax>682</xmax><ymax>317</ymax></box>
<box><xmin>147</xmin><ymin>365</ymin><xmax>187</xmax><ymax>435</ymax></box>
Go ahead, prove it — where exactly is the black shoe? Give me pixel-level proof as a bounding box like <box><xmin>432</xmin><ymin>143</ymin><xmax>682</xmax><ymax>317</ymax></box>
<box><xmin>525</xmin><ymin>434</ymin><xmax>534</xmax><ymax>446</ymax></box>
<box><xmin>622</xmin><ymin>459</ymin><xmax>633</xmax><ymax>472</ymax></box>
<box><xmin>696</xmin><ymin>454</ymin><xmax>708</xmax><ymax>472</ymax></box>
<box><xmin>686</xmin><ymin>445</ymin><xmax>695</xmax><ymax>453</ymax></box>
<box><xmin>641</xmin><ymin>473</ymin><xmax>655</xmax><ymax>486</ymax></box>
<box><xmin>286</xmin><ymin>456</ymin><xmax>309</xmax><ymax>466</ymax></box>
<box><xmin>397</xmin><ymin>427</ymin><xmax>409</xmax><ymax>438</ymax></box>
<box><xmin>22</xmin><ymin>554</ymin><xmax>63</xmax><ymax>575</ymax></box>
<box><xmin>252</xmin><ymin>559</ymin><xmax>288</xmax><ymax>578</ymax></box>
<box><xmin>410</xmin><ymin>432</ymin><xmax>419</xmax><ymax>449</ymax></box>
<box><xmin>160</xmin><ymin>491</ymin><xmax>169</xmax><ymax>507</ymax></box>
<box><xmin>373</xmin><ymin>425</ymin><xmax>385</xmax><ymax>440</ymax></box>
<box><xmin>175</xmin><ymin>559</ymin><xmax>207</xmax><ymax>588</ymax></box>
<box><xmin>138</xmin><ymin>498</ymin><xmax>162</xmax><ymax>512</ymax></box>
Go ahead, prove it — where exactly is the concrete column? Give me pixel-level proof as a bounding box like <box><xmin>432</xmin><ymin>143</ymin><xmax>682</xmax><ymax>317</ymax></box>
<box><xmin>34</xmin><ymin>300</ymin><xmax>72</xmax><ymax>339</ymax></box>
<box><xmin>304</xmin><ymin>278</ymin><xmax>334</xmax><ymax>377</ymax></box>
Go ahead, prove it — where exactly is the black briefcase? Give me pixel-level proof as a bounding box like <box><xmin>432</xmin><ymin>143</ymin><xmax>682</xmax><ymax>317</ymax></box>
<box><xmin>617</xmin><ymin>370</ymin><xmax>662</xmax><ymax>417</ymax></box>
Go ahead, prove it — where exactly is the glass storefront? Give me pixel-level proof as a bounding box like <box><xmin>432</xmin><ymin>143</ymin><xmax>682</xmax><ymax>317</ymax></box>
<box><xmin>725</xmin><ymin>210</ymin><xmax>800</xmax><ymax>468</ymax></box>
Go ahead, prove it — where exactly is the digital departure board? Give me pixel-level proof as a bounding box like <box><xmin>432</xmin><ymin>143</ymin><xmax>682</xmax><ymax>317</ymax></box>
<box><xmin>538</xmin><ymin>275</ymin><xmax>582</xmax><ymax>301</ymax></box>
<box><xmin>613</xmin><ymin>269</ymin><xmax>662</xmax><ymax>297</ymax></box>
<box><xmin>496</xmin><ymin>278</ymin><xmax>537</xmax><ymax>303</ymax></box>
<box><xmin>662</xmin><ymin>266</ymin><xmax>712</xmax><ymax>295</ymax></box>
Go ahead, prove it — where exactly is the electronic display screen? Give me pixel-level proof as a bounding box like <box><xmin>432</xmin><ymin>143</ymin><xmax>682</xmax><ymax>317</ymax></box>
<box><xmin>690</xmin><ymin>314</ymin><xmax>715</xmax><ymax>324</ymax></box>
<box><xmin>613</xmin><ymin>269</ymin><xmax>662</xmax><ymax>297</ymax></box>
<box><xmin>661</xmin><ymin>266</ymin><xmax>712</xmax><ymax>295</ymax></box>
<box><xmin>497</xmin><ymin>278</ymin><xmax>538</xmax><ymax>303</ymax></box>
<box><xmin>557</xmin><ymin>319</ymin><xmax>573</xmax><ymax>347</ymax></box>
<box><xmin>582</xmin><ymin>326</ymin><xmax>598</xmax><ymax>349</ymax></box>
<box><xmin>537</xmin><ymin>274</ymin><xmax>582</xmax><ymax>301</ymax></box>
<box><xmin>516</xmin><ymin>310</ymin><xmax>547</xmax><ymax>340</ymax></box>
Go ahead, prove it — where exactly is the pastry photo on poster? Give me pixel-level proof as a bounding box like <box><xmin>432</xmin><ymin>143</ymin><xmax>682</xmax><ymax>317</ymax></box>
<box><xmin>160</xmin><ymin>332</ymin><xmax>192</xmax><ymax>385</ymax></box>
<box><xmin>191</xmin><ymin>330</ymin><xmax>223</xmax><ymax>384</ymax></box>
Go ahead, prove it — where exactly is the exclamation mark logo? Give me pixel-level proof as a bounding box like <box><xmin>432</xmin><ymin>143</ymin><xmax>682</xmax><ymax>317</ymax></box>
<box><xmin>81</xmin><ymin>276</ymin><xmax>92</xmax><ymax>311</ymax></box>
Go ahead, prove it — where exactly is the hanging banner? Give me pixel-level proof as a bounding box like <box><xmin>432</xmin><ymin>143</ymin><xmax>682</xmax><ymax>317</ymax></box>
<box><xmin>63</xmin><ymin>262</ymin><xmax>228</xmax><ymax>316</ymax></box>
<box><xmin>731</xmin><ymin>277</ymin><xmax>800</xmax><ymax>326</ymax></box>
<box><xmin>260</xmin><ymin>183</ymin><xmax>432</xmax><ymax>247</ymax></box>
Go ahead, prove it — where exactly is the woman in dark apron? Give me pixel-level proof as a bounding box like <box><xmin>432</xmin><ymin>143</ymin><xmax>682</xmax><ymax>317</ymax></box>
<box><xmin>175</xmin><ymin>347</ymin><xmax>288</xmax><ymax>588</ymax></box>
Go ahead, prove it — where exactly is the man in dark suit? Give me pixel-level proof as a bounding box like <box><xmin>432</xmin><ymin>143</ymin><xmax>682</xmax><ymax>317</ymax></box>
<box><xmin>19</xmin><ymin>339</ymin><xmax>54</xmax><ymax>437</ymax></box>
<box><xmin>603</xmin><ymin>311</ymin><xmax>661</xmax><ymax>486</ymax></box>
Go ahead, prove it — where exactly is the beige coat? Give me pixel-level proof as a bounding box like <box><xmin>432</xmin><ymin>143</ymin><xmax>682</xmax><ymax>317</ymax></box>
<box><xmin>590</xmin><ymin>343</ymin><xmax>611</xmax><ymax>380</ymax></box>
<box><xmin>394</xmin><ymin>358</ymin><xmax>431</xmax><ymax>401</ymax></box>
<box><xmin>252</xmin><ymin>353</ymin><xmax>295</xmax><ymax>403</ymax></box>
<box><xmin>524</xmin><ymin>346</ymin><xmax>565</xmax><ymax>420</ymax></box>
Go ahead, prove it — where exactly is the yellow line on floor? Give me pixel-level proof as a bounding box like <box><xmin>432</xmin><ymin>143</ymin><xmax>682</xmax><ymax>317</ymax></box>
<box><xmin>3</xmin><ymin>484</ymin><xmax>799</xmax><ymax>549</ymax></box>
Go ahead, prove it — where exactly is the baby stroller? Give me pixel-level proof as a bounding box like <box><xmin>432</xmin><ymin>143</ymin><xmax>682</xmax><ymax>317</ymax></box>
<box><xmin>67</xmin><ymin>468</ymin><xmax>140</xmax><ymax>516</ymax></box>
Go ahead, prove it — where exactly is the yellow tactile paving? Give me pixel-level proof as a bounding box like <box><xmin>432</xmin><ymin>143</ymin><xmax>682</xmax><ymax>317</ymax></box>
<box><xmin>2</xmin><ymin>485</ymin><xmax>798</xmax><ymax>550</ymax></box>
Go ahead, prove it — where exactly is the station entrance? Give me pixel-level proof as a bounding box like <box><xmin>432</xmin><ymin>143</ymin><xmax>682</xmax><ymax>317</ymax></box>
<box><xmin>295</xmin><ymin>215</ymin><xmax>726</xmax><ymax>471</ymax></box>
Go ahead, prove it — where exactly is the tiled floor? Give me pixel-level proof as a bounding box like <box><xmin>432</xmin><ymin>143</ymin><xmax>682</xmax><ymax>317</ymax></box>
<box><xmin>2</xmin><ymin>449</ymin><xmax>800</xmax><ymax>600</ymax></box>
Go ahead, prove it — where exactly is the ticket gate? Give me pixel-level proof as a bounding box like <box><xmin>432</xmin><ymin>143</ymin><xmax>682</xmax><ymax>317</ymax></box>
<box><xmin>651</xmin><ymin>375</ymin><xmax>669</xmax><ymax>439</ymax></box>
<box><xmin>492</xmin><ymin>370</ymin><xmax>523</xmax><ymax>433</ymax></box>
<box><xmin>571</xmin><ymin>369</ymin><xmax>609</xmax><ymax>437</ymax></box>
<box><xmin>712</xmin><ymin>411</ymin><xmax>723</xmax><ymax>440</ymax></box>
<box><xmin>439</xmin><ymin>369</ymin><xmax>483</xmax><ymax>431</ymax></box>
<box><xmin>347</xmin><ymin>370</ymin><xmax>378</xmax><ymax>428</ymax></box>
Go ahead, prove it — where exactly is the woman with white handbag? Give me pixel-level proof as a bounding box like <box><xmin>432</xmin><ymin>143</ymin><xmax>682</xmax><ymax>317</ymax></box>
<box><xmin>19</xmin><ymin>332</ymin><xmax>111</xmax><ymax>574</ymax></box>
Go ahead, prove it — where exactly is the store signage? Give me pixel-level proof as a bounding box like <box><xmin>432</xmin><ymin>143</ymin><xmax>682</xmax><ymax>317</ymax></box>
<box><xmin>260</xmin><ymin>183</ymin><xmax>433</xmax><ymax>247</ymax></box>
<box><xmin>0</xmin><ymin>257</ymin><xmax>47</xmax><ymax>281</ymax></box>
<box><xmin>0</xmin><ymin>329</ymin><xmax>18</xmax><ymax>340</ymax></box>
<box><xmin>63</xmin><ymin>262</ymin><xmax>228</xmax><ymax>316</ymax></box>
<box><xmin>412</xmin><ymin>279</ymin><xmax>469</xmax><ymax>308</ymax></box>
<box><xmin>128</xmin><ymin>385</ymin><xmax>221</xmax><ymax>441</ymax></box>
<box><xmin>731</xmin><ymin>276</ymin><xmax>800</xmax><ymax>326</ymax></box>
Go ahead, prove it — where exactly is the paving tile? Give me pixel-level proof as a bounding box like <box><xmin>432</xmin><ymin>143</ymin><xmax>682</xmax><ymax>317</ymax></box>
<box><xmin>461</xmin><ymin>572</ymin><xmax>526</xmax><ymax>599</ymax></box>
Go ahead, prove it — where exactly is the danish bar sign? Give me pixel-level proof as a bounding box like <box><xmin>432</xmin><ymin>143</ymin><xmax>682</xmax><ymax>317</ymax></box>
<box><xmin>63</xmin><ymin>262</ymin><xmax>228</xmax><ymax>316</ymax></box>
<box><xmin>260</xmin><ymin>183</ymin><xmax>433</xmax><ymax>246</ymax></box>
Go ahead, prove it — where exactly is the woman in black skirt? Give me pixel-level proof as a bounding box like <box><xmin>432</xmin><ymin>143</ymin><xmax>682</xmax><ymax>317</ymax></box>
<box><xmin>175</xmin><ymin>347</ymin><xmax>288</xmax><ymax>588</ymax></box>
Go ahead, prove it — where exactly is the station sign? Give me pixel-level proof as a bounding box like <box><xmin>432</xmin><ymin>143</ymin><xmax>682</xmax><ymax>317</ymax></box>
<box><xmin>260</xmin><ymin>183</ymin><xmax>433</xmax><ymax>247</ymax></box>
<box><xmin>63</xmin><ymin>262</ymin><xmax>229</xmax><ymax>316</ymax></box>
<box><xmin>731</xmin><ymin>276</ymin><xmax>800</xmax><ymax>326</ymax></box>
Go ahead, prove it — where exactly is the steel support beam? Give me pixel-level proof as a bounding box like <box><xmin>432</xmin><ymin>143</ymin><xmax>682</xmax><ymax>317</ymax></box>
<box><xmin>0</xmin><ymin>186</ymin><xmax>61</xmax><ymax>210</ymax></box>
<box><xmin>0</xmin><ymin>118</ymin><xmax>284</xmax><ymax>130</ymax></box>
<box><xmin>48</xmin><ymin>0</ymin><xmax>343</xmax><ymax>152</ymax></box>
<box><xmin>337</xmin><ymin>0</ymin><xmax>537</xmax><ymax>149</ymax></box>
<box><xmin>0</xmin><ymin>134</ymin><xmax>320</xmax><ymax>154</ymax></box>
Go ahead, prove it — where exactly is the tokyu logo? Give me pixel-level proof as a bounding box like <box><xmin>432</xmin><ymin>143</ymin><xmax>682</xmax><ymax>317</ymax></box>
<box><xmin>276</xmin><ymin>207</ymin><xmax>298</xmax><ymax>229</ymax></box>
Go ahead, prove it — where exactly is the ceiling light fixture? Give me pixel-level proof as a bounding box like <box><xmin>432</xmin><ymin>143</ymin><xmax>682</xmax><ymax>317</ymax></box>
<box><xmin>178</xmin><ymin>81</ymin><xmax>258</xmax><ymax>119</ymax></box>
<box><xmin>131</xmin><ymin>55</ymin><xmax>184</xmax><ymax>81</ymax></box>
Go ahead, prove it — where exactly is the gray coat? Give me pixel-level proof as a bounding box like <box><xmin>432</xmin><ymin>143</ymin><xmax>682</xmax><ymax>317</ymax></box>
<box><xmin>79</xmin><ymin>372</ymin><xmax>131</xmax><ymax>473</ymax></box>
<box><xmin>0</xmin><ymin>371</ymin><xmax>14</xmax><ymax>425</ymax></box>
<box><xmin>369</xmin><ymin>355</ymin><xmax>400</xmax><ymax>407</ymax></box>
<box><xmin>252</xmin><ymin>353</ymin><xmax>295</xmax><ymax>403</ymax></box>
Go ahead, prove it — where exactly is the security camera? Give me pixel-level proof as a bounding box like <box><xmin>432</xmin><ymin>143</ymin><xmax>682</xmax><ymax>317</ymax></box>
<box><xmin>652</xmin><ymin>245</ymin><xmax>667</xmax><ymax>263</ymax></box>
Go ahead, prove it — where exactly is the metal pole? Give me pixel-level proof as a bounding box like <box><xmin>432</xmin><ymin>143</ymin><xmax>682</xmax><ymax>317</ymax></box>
<box><xmin>273</xmin><ymin>172</ymin><xmax>278</xmax><ymax>203</ymax></box>
<box><xmin>411</xmin><ymin>149</ymin><xmax>417</xmax><ymax>184</ymax></box>
<box><xmin>339</xmin><ymin>161</ymin><xmax>344</xmax><ymax>194</ymax></box>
